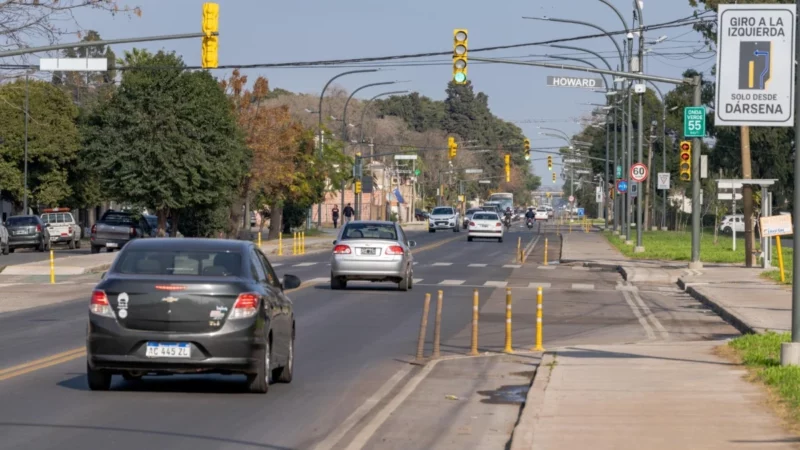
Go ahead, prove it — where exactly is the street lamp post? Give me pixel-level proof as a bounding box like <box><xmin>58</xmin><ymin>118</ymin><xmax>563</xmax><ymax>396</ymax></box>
<box><xmin>22</xmin><ymin>72</ymin><xmax>30</xmax><ymax>214</ymax></box>
<box><xmin>314</xmin><ymin>69</ymin><xmax>378</xmax><ymax>229</ymax></box>
<box><xmin>634</xmin><ymin>0</ymin><xmax>646</xmax><ymax>253</ymax></box>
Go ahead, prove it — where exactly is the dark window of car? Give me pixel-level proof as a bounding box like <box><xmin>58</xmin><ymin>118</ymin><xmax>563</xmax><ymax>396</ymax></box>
<box><xmin>6</xmin><ymin>216</ymin><xmax>39</xmax><ymax>226</ymax></box>
<box><xmin>249</xmin><ymin>249</ymin><xmax>268</xmax><ymax>283</ymax></box>
<box><xmin>473</xmin><ymin>213</ymin><xmax>498</xmax><ymax>221</ymax></box>
<box><xmin>431</xmin><ymin>207</ymin><xmax>454</xmax><ymax>215</ymax></box>
<box><xmin>256</xmin><ymin>250</ymin><xmax>280</xmax><ymax>288</ymax></box>
<box><xmin>116</xmin><ymin>250</ymin><xmax>243</xmax><ymax>276</ymax></box>
<box><xmin>341</xmin><ymin>223</ymin><xmax>398</xmax><ymax>241</ymax></box>
<box><xmin>102</xmin><ymin>212</ymin><xmax>135</xmax><ymax>226</ymax></box>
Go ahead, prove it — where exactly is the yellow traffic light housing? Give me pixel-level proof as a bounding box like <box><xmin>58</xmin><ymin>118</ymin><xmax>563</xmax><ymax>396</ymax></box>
<box><xmin>448</xmin><ymin>136</ymin><xmax>457</xmax><ymax>159</ymax></box>
<box><xmin>547</xmin><ymin>155</ymin><xmax>553</xmax><ymax>171</ymax></box>
<box><xmin>679</xmin><ymin>141</ymin><xmax>692</xmax><ymax>181</ymax></box>
<box><xmin>552</xmin><ymin>172</ymin><xmax>556</xmax><ymax>183</ymax></box>
<box><xmin>453</xmin><ymin>29</ymin><xmax>468</xmax><ymax>84</ymax></box>
<box><xmin>355</xmin><ymin>180</ymin><xmax>362</xmax><ymax>194</ymax></box>
<box><xmin>504</xmin><ymin>154</ymin><xmax>511</xmax><ymax>182</ymax></box>
<box><xmin>201</xmin><ymin>3</ymin><xmax>219</xmax><ymax>69</ymax></box>
<box><xmin>524</xmin><ymin>138</ymin><xmax>530</xmax><ymax>161</ymax></box>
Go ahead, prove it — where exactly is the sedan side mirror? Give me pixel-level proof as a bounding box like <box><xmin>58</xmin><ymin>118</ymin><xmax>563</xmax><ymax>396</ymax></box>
<box><xmin>332</xmin><ymin>240</ymin><xmax>337</xmax><ymax>245</ymax></box>
<box><xmin>282</xmin><ymin>274</ymin><xmax>302</xmax><ymax>290</ymax></box>
<box><xmin>408</xmin><ymin>240</ymin><xmax>417</xmax><ymax>248</ymax></box>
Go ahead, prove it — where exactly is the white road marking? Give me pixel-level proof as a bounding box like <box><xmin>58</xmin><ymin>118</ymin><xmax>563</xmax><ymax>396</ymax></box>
<box><xmin>432</xmin><ymin>262</ymin><xmax>453</xmax><ymax>267</ymax></box>
<box><xmin>306</xmin><ymin>277</ymin><xmax>329</xmax><ymax>284</ymax></box>
<box><xmin>468</xmin><ymin>263</ymin><xmax>487</xmax><ymax>267</ymax></box>
<box><xmin>657</xmin><ymin>286</ymin><xmax>681</xmax><ymax>292</ymax></box>
<box><xmin>537</xmin><ymin>266</ymin><xmax>555</xmax><ymax>270</ymax></box>
<box><xmin>343</xmin><ymin>361</ymin><xmax>439</xmax><ymax>450</ymax></box>
<box><xmin>439</xmin><ymin>280</ymin><xmax>465</xmax><ymax>285</ymax></box>
<box><xmin>413</xmin><ymin>262</ymin><xmax>419</xmax><ymax>265</ymax></box>
<box><xmin>571</xmin><ymin>266</ymin><xmax>590</xmax><ymax>271</ymax></box>
<box><xmin>271</xmin><ymin>263</ymin><xmax>284</xmax><ymax>267</ymax></box>
<box><xmin>292</xmin><ymin>262</ymin><xmax>317</xmax><ymax>267</ymax></box>
<box><xmin>527</xmin><ymin>282</ymin><xmax>551</xmax><ymax>289</ymax></box>
<box><xmin>571</xmin><ymin>283</ymin><xmax>595</xmax><ymax>290</ymax></box>
<box><xmin>313</xmin><ymin>365</ymin><xmax>413</xmax><ymax>450</ymax></box>
<box><xmin>630</xmin><ymin>288</ymin><xmax>670</xmax><ymax>339</ymax></box>
<box><xmin>413</xmin><ymin>278</ymin><xmax>423</xmax><ymax>284</ymax></box>
<box><xmin>503</xmin><ymin>264</ymin><xmax>522</xmax><ymax>269</ymax></box>
<box><xmin>622</xmin><ymin>289</ymin><xmax>657</xmax><ymax>340</ymax></box>
<box><xmin>483</xmin><ymin>281</ymin><xmax>508</xmax><ymax>287</ymax></box>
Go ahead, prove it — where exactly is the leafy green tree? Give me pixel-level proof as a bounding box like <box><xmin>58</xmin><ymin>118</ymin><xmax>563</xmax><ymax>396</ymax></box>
<box><xmin>0</xmin><ymin>79</ymin><xmax>79</xmax><ymax>209</ymax></box>
<box><xmin>84</xmin><ymin>50</ymin><xmax>248</xmax><ymax>236</ymax></box>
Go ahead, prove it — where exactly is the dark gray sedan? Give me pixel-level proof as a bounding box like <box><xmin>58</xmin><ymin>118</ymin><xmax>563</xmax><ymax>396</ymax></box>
<box><xmin>5</xmin><ymin>215</ymin><xmax>51</xmax><ymax>252</ymax></box>
<box><xmin>86</xmin><ymin>238</ymin><xmax>300</xmax><ymax>393</ymax></box>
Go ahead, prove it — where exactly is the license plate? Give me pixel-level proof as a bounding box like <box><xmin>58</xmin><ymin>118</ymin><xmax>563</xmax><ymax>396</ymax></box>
<box><xmin>480</xmin><ymin>224</ymin><xmax>487</xmax><ymax>227</ymax></box>
<box><xmin>145</xmin><ymin>342</ymin><xmax>191</xmax><ymax>358</ymax></box>
<box><xmin>360</xmin><ymin>248</ymin><xmax>376</xmax><ymax>255</ymax></box>
<box><xmin>12</xmin><ymin>231</ymin><xmax>25</xmax><ymax>236</ymax></box>
<box><xmin>50</xmin><ymin>236</ymin><xmax>59</xmax><ymax>241</ymax></box>
<box><xmin>106</xmin><ymin>242</ymin><xmax>118</xmax><ymax>248</ymax></box>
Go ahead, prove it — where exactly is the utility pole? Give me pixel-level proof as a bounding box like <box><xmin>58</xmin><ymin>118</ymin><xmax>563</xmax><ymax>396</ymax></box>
<box><xmin>741</xmin><ymin>126</ymin><xmax>755</xmax><ymax>267</ymax></box>
<box><xmin>689</xmin><ymin>74</ymin><xmax>703</xmax><ymax>269</ymax></box>
<box><xmin>22</xmin><ymin>73</ymin><xmax>29</xmax><ymax>214</ymax></box>
<box><xmin>644</xmin><ymin>120</ymin><xmax>655</xmax><ymax>230</ymax></box>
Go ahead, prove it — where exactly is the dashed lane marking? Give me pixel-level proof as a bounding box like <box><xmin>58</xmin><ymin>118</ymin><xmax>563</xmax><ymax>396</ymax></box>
<box><xmin>272</xmin><ymin>263</ymin><xmax>284</xmax><ymax>267</ymax></box>
<box><xmin>537</xmin><ymin>266</ymin><xmax>556</xmax><ymax>270</ymax></box>
<box><xmin>503</xmin><ymin>264</ymin><xmax>522</xmax><ymax>269</ymax></box>
<box><xmin>432</xmin><ymin>262</ymin><xmax>453</xmax><ymax>267</ymax></box>
<box><xmin>571</xmin><ymin>266</ymin><xmax>591</xmax><ymax>271</ymax></box>
<box><xmin>413</xmin><ymin>278</ymin><xmax>423</xmax><ymax>284</ymax></box>
<box><xmin>468</xmin><ymin>263</ymin><xmax>487</xmax><ymax>267</ymax></box>
<box><xmin>438</xmin><ymin>280</ymin><xmax>465</xmax><ymax>285</ymax></box>
<box><xmin>292</xmin><ymin>262</ymin><xmax>317</xmax><ymax>267</ymax></box>
<box><xmin>483</xmin><ymin>281</ymin><xmax>508</xmax><ymax>288</ymax></box>
<box><xmin>528</xmin><ymin>282</ymin><xmax>551</xmax><ymax>289</ymax></box>
<box><xmin>571</xmin><ymin>283</ymin><xmax>595</xmax><ymax>290</ymax></box>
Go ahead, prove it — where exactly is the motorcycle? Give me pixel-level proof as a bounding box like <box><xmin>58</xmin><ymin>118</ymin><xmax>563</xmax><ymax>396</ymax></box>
<box><xmin>526</xmin><ymin>218</ymin><xmax>534</xmax><ymax>229</ymax></box>
<box><xmin>503</xmin><ymin>215</ymin><xmax>512</xmax><ymax>230</ymax></box>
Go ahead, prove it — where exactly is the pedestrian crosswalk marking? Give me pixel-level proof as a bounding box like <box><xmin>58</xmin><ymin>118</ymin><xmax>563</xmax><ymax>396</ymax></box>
<box><xmin>439</xmin><ymin>280</ymin><xmax>465</xmax><ymax>285</ymax></box>
<box><xmin>432</xmin><ymin>262</ymin><xmax>453</xmax><ymax>266</ymax></box>
<box><xmin>537</xmin><ymin>266</ymin><xmax>556</xmax><ymax>270</ymax></box>
<box><xmin>503</xmin><ymin>264</ymin><xmax>521</xmax><ymax>269</ymax></box>
<box><xmin>527</xmin><ymin>282</ymin><xmax>551</xmax><ymax>289</ymax></box>
<box><xmin>293</xmin><ymin>262</ymin><xmax>317</xmax><ymax>267</ymax></box>
<box><xmin>483</xmin><ymin>281</ymin><xmax>507</xmax><ymax>287</ymax></box>
<box><xmin>468</xmin><ymin>263</ymin><xmax>487</xmax><ymax>267</ymax></box>
<box><xmin>571</xmin><ymin>283</ymin><xmax>595</xmax><ymax>290</ymax></box>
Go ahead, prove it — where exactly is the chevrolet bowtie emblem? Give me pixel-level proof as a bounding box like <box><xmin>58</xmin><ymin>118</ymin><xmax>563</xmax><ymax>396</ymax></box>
<box><xmin>162</xmin><ymin>296</ymin><xmax>179</xmax><ymax>303</ymax></box>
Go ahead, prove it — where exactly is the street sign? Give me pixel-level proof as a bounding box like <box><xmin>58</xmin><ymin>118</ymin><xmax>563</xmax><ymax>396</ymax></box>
<box><xmin>615</xmin><ymin>165</ymin><xmax>622</xmax><ymax>179</ymax></box>
<box><xmin>394</xmin><ymin>154</ymin><xmax>418</xmax><ymax>160</ymax></box>
<box><xmin>595</xmin><ymin>186</ymin><xmax>603</xmax><ymax>203</ymax></box>
<box><xmin>700</xmin><ymin>155</ymin><xmax>709</xmax><ymax>178</ymax></box>
<box><xmin>465</xmin><ymin>169</ymin><xmax>483</xmax><ymax>174</ymax></box>
<box><xmin>577</xmin><ymin>208</ymin><xmax>585</xmax><ymax>216</ymax></box>
<box><xmin>575</xmin><ymin>169</ymin><xmax>591</xmax><ymax>174</ymax></box>
<box><xmin>479</xmin><ymin>180</ymin><xmax>491</xmax><ymax>184</ymax></box>
<box><xmin>718</xmin><ymin>193</ymin><xmax>744</xmax><ymax>200</ymax></box>
<box><xmin>39</xmin><ymin>58</ymin><xmax>108</xmax><ymax>71</ymax></box>
<box><xmin>760</xmin><ymin>214</ymin><xmax>793</xmax><ymax>237</ymax></box>
<box><xmin>683</xmin><ymin>106</ymin><xmax>706</xmax><ymax>138</ymax></box>
<box><xmin>630</xmin><ymin>163</ymin><xmax>648</xmax><ymax>182</ymax></box>
<box><xmin>616</xmin><ymin>179</ymin><xmax>628</xmax><ymax>193</ymax></box>
<box><xmin>568</xmin><ymin>195</ymin><xmax>575</xmax><ymax>203</ymax></box>
<box><xmin>715</xmin><ymin>4</ymin><xmax>796</xmax><ymax>127</ymax></box>
<box><xmin>564</xmin><ymin>159</ymin><xmax>582</xmax><ymax>163</ymax></box>
<box><xmin>414</xmin><ymin>169</ymin><xmax>421</xmax><ymax>176</ymax></box>
<box><xmin>546</xmin><ymin>76</ymin><xmax>605</xmax><ymax>89</ymax></box>
<box><xmin>657</xmin><ymin>173</ymin><xmax>671</xmax><ymax>190</ymax></box>
<box><xmin>630</xmin><ymin>182</ymin><xmax>639</xmax><ymax>198</ymax></box>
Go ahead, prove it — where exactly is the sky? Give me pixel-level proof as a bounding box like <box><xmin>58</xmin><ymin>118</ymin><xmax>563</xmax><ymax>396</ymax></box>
<box><xmin>66</xmin><ymin>0</ymin><xmax>714</xmax><ymax>180</ymax></box>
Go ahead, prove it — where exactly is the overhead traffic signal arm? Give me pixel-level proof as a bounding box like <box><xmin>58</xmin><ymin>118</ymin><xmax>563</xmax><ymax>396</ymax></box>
<box><xmin>679</xmin><ymin>141</ymin><xmax>692</xmax><ymax>182</ymax></box>
<box><xmin>201</xmin><ymin>2</ymin><xmax>219</xmax><ymax>69</ymax></box>
<box><xmin>453</xmin><ymin>29</ymin><xmax>468</xmax><ymax>84</ymax></box>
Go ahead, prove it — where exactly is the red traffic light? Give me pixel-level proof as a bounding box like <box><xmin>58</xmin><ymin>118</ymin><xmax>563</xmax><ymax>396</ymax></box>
<box><xmin>680</xmin><ymin>142</ymin><xmax>690</xmax><ymax>151</ymax></box>
<box><xmin>680</xmin><ymin>153</ymin><xmax>690</xmax><ymax>161</ymax></box>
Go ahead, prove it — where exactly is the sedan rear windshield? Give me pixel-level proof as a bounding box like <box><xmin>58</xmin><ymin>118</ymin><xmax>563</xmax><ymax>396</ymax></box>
<box><xmin>341</xmin><ymin>223</ymin><xmax>398</xmax><ymax>241</ymax></box>
<box><xmin>6</xmin><ymin>216</ymin><xmax>38</xmax><ymax>226</ymax></box>
<box><xmin>102</xmin><ymin>213</ymin><xmax>135</xmax><ymax>225</ymax></box>
<box><xmin>115</xmin><ymin>250</ymin><xmax>243</xmax><ymax>276</ymax></box>
<box><xmin>473</xmin><ymin>213</ymin><xmax>498</xmax><ymax>221</ymax></box>
<box><xmin>431</xmin><ymin>207</ymin><xmax>454</xmax><ymax>215</ymax></box>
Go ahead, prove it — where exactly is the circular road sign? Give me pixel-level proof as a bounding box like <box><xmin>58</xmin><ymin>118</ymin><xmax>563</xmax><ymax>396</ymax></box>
<box><xmin>568</xmin><ymin>195</ymin><xmax>575</xmax><ymax>202</ymax></box>
<box><xmin>630</xmin><ymin>163</ymin><xmax>649</xmax><ymax>182</ymax></box>
<box><xmin>616</xmin><ymin>179</ymin><xmax>628</xmax><ymax>193</ymax></box>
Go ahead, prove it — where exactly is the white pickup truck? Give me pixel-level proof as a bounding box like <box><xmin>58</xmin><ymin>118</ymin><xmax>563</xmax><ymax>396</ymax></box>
<box><xmin>40</xmin><ymin>208</ymin><xmax>82</xmax><ymax>249</ymax></box>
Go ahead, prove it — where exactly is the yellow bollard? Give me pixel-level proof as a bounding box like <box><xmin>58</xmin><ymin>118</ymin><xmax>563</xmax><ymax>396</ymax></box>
<box><xmin>777</xmin><ymin>235</ymin><xmax>786</xmax><ymax>283</ymax></box>
<box><xmin>469</xmin><ymin>289</ymin><xmax>479</xmax><ymax>356</ymax></box>
<box><xmin>49</xmin><ymin>249</ymin><xmax>55</xmax><ymax>284</ymax></box>
<box><xmin>292</xmin><ymin>232</ymin><xmax>297</xmax><ymax>255</ymax></box>
<box><xmin>278</xmin><ymin>233</ymin><xmax>283</xmax><ymax>256</ymax></box>
<box><xmin>544</xmin><ymin>238</ymin><xmax>548</xmax><ymax>266</ymax></box>
<box><xmin>301</xmin><ymin>231</ymin><xmax>306</xmax><ymax>254</ymax></box>
<box><xmin>569</xmin><ymin>221</ymin><xmax>572</xmax><ymax>233</ymax></box>
<box><xmin>415</xmin><ymin>293</ymin><xmax>432</xmax><ymax>362</ymax></box>
<box><xmin>533</xmin><ymin>286</ymin><xmax>545</xmax><ymax>351</ymax></box>
<box><xmin>517</xmin><ymin>237</ymin><xmax>521</xmax><ymax>263</ymax></box>
<box><xmin>257</xmin><ymin>230</ymin><xmax>262</xmax><ymax>247</ymax></box>
<box><xmin>432</xmin><ymin>290</ymin><xmax>444</xmax><ymax>358</ymax></box>
<box><xmin>503</xmin><ymin>288</ymin><xmax>513</xmax><ymax>353</ymax></box>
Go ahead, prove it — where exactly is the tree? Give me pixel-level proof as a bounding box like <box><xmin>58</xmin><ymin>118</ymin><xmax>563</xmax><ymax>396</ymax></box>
<box><xmin>84</xmin><ymin>50</ymin><xmax>248</xmax><ymax>236</ymax></box>
<box><xmin>0</xmin><ymin>79</ymin><xmax>80</xmax><ymax>209</ymax></box>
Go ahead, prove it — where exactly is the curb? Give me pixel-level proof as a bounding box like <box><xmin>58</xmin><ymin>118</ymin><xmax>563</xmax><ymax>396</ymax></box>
<box><xmin>509</xmin><ymin>352</ymin><xmax>555</xmax><ymax>450</ymax></box>
<box><xmin>680</xmin><ymin>282</ymin><xmax>761</xmax><ymax>335</ymax></box>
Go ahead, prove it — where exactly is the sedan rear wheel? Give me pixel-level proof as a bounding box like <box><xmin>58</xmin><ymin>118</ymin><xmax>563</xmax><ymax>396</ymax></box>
<box><xmin>273</xmin><ymin>330</ymin><xmax>294</xmax><ymax>383</ymax></box>
<box><xmin>247</xmin><ymin>338</ymin><xmax>271</xmax><ymax>394</ymax></box>
<box><xmin>87</xmin><ymin>363</ymin><xmax>112</xmax><ymax>391</ymax></box>
<box><xmin>331</xmin><ymin>275</ymin><xmax>347</xmax><ymax>290</ymax></box>
<box><xmin>68</xmin><ymin>239</ymin><xmax>76</xmax><ymax>250</ymax></box>
<box><xmin>397</xmin><ymin>267</ymin><xmax>410</xmax><ymax>291</ymax></box>
<box><xmin>468</xmin><ymin>236</ymin><xmax>473</xmax><ymax>242</ymax></box>
<box><xmin>1</xmin><ymin>242</ymin><xmax>8</xmax><ymax>255</ymax></box>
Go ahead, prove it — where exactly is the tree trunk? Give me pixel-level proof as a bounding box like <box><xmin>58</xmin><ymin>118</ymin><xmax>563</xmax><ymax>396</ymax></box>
<box><xmin>268</xmin><ymin>201</ymin><xmax>283</xmax><ymax>240</ymax></box>
<box><xmin>156</xmin><ymin>208</ymin><xmax>168</xmax><ymax>237</ymax></box>
<box><xmin>170</xmin><ymin>210</ymin><xmax>180</xmax><ymax>237</ymax></box>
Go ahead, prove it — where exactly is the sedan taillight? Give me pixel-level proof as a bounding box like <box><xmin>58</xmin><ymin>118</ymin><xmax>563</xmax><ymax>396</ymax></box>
<box><xmin>469</xmin><ymin>222</ymin><xmax>476</xmax><ymax>227</ymax></box>
<box><xmin>89</xmin><ymin>290</ymin><xmax>115</xmax><ymax>318</ymax></box>
<box><xmin>385</xmin><ymin>245</ymin><xmax>404</xmax><ymax>255</ymax></box>
<box><xmin>230</xmin><ymin>293</ymin><xmax>259</xmax><ymax>319</ymax></box>
<box><xmin>496</xmin><ymin>222</ymin><xmax>503</xmax><ymax>227</ymax></box>
<box><xmin>333</xmin><ymin>244</ymin><xmax>351</xmax><ymax>254</ymax></box>
<box><xmin>36</xmin><ymin>224</ymin><xmax>41</xmax><ymax>232</ymax></box>
<box><xmin>91</xmin><ymin>224</ymin><xmax>97</xmax><ymax>234</ymax></box>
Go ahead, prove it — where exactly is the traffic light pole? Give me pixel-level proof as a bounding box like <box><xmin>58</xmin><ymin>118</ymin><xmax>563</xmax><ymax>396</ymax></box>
<box><xmin>689</xmin><ymin>75</ymin><xmax>703</xmax><ymax>269</ymax></box>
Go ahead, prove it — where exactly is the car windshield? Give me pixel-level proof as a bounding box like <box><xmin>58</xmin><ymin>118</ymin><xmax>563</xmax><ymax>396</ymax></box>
<box><xmin>103</xmin><ymin>213</ymin><xmax>135</xmax><ymax>225</ymax></box>
<box><xmin>473</xmin><ymin>213</ymin><xmax>498</xmax><ymax>221</ymax></box>
<box><xmin>6</xmin><ymin>216</ymin><xmax>37</xmax><ymax>226</ymax></box>
<box><xmin>466</xmin><ymin>209</ymin><xmax>481</xmax><ymax>215</ymax></box>
<box><xmin>115</xmin><ymin>250</ymin><xmax>243</xmax><ymax>276</ymax></box>
<box><xmin>431</xmin><ymin>207</ymin><xmax>454</xmax><ymax>215</ymax></box>
<box><xmin>341</xmin><ymin>223</ymin><xmax>398</xmax><ymax>241</ymax></box>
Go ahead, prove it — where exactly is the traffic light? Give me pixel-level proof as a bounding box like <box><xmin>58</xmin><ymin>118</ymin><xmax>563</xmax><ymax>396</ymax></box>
<box><xmin>355</xmin><ymin>180</ymin><xmax>362</xmax><ymax>194</ymax></box>
<box><xmin>679</xmin><ymin>141</ymin><xmax>692</xmax><ymax>181</ymax></box>
<box><xmin>448</xmin><ymin>136</ymin><xmax>458</xmax><ymax>159</ymax></box>
<box><xmin>453</xmin><ymin>29</ymin><xmax>468</xmax><ymax>84</ymax></box>
<box><xmin>504</xmin><ymin>154</ymin><xmax>511</xmax><ymax>182</ymax></box>
<box><xmin>201</xmin><ymin>2</ymin><xmax>219</xmax><ymax>69</ymax></box>
<box><xmin>547</xmin><ymin>155</ymin><xmax>553</xmax><ymax>171</ymax></box>
<box><xmin>524</xmin><ymin>138</ymin><xmax>531</xmax><ymax>161</ymax></box>
<box><xmin>552</xmin><ymin>172</ymin><xmax>556</xmax><ymax>183</ymax></box>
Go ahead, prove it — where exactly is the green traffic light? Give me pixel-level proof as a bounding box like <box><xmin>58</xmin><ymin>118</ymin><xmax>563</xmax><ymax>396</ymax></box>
<box><xmin>525</xmin><ymin>154</ymin><xmax>530</xmax><ymax>161</ymax></box>
<box><xmin>454</xmin><ymin>72</ymin><xmax>466</xmax><ymax>83</ymax></box>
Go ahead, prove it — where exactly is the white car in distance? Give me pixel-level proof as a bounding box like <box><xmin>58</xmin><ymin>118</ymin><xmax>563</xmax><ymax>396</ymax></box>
<box><xmin>534</xmin><ymin>208</ymin><xmax>549</xmax><ymax>221</ymax></box>
<box><xmin>467</xmin><ymin>212</ymin><xmax>504</xmax><ymax>243</ymax></box>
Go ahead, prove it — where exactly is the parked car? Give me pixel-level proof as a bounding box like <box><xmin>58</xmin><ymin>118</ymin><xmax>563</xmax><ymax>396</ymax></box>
<box><xmin>91</xmin><ymin>210</ymin><xmax>153</xmax><ymax>254</ymax></box>
<box><xmin>414</xmin><ymin>209</ymin><xmax>429</xmax><ymax>221</ymax></box>
<box><xmin>719</xmin><ymin>214</ymin><xmax>745</xmax><ymax>234</ymax></box>
<box><xmin>0</xmin><ymin>223</ymin><xmax>8</xmax><ymax>256</ymax></box>
<box><xmin>330</xmin><ymin>221</ymin><xmax>416</xmax><ymax>291</ymax></box>
<box><xmin>428</xmin><ymin>206</ymin><xmax>461</xmax><ymax>232</ymax></box>
<box><xmin>85</xmin><ymin>238</ymin><xmax>300</xmax><ymax>393</ymax></box>
<box><xmin>40</xmin><ymin>208</ymin><xmax>81</xmax><ymax>249</ymax></box>
<box><xmin>5</xmin><ymin>215</ymin><xmax>51</xmax><ymax>253</ymax></box>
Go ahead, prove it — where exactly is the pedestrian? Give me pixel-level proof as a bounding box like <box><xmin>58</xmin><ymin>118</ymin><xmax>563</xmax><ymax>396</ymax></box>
<box><xmin>343</xmin><ymin>203</ymin><xmax>355</xmax><ymax>223</ymax></box>
<box><xmin>332</xmin><ymin>205</ymin><xmax>340</xmax><ymax>229</ymax></box>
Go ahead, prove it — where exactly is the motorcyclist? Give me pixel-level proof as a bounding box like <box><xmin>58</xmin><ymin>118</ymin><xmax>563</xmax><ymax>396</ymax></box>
<box><xmin>525</xmin><ymin>207</ymin><xmax>535</xmax><ymax>220</ymax></box>
<box><xmin>503</xmin><ymin>207</ymin><xmax>513</xmax><ymax>228</ymax></box>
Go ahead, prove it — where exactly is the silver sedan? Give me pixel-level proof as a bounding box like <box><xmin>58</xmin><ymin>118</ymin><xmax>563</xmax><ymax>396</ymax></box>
<box><xmin>330</xmin><ymin>221</ymin><xmax>416</xmax><ymax>291</ymax></box>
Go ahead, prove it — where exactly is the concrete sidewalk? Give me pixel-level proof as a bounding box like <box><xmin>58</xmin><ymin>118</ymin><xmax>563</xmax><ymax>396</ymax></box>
<box><xmin>511</xmin><ymin>342</ymin><xmax>799</xmax><ymax>450</ymax></box>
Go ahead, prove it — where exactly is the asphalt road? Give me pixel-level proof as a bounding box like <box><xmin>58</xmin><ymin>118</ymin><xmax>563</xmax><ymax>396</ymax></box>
<box><xmin>0</xmin><ymin>241</ymin><xmax>92</xmax><ymax>266</ymax></box>
<box><xmin>0</xmin><ymin>223</ymin><xmax>739</xmax><ymax>450</ymax></box>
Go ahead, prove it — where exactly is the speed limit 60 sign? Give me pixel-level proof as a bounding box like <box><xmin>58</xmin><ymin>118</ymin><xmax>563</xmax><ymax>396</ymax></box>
<box><xmin>684</xmin><ymin>106</ymin><xmax>706</xmax><ymax>138</ymax></box>
<box><xmin>630</xmin><ymin>163</ymin><xmax>648</xmax><ymax>182</ymax></box>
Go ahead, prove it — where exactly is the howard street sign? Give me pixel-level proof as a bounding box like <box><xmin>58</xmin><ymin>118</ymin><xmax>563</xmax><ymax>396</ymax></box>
<box><xmin>657</xmin><ymin>173</ymin><xmax>671</xmax><ymax>190</ymax></box>
<box><xmin>684</xmin><ymin>107</ymin><xmax>706</xmax><ymax>138</ymax></box>
<box><xmin>547</xmin><ymin>76</ymin><xmax>605</xmax><ymax>89</ymax></box>
<box><xmin>715</xmin><ymin>4</ymin><xmax>796</xmax><ymax>126</ymax></box>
